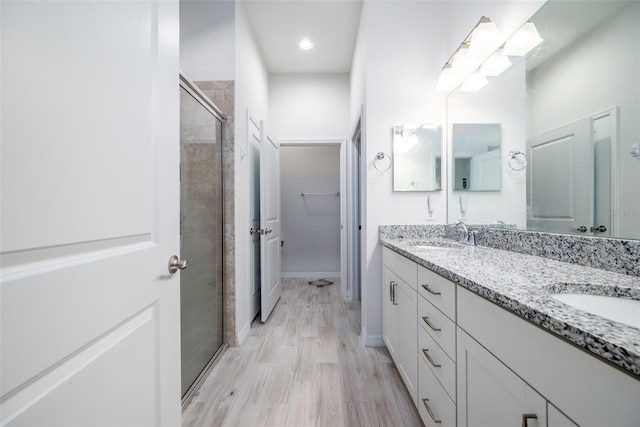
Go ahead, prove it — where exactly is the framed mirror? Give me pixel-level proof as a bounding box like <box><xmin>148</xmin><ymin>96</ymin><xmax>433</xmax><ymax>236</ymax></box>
<box><xmin>393</xmin><ymin>124</ymin><xmax>442</xmax><ymax>191</ymax></box>
<box><xmin>446</xmin><ymin>0</ymin><xmax>640</xmax><ymax>239</ymax></box>
<box><xmin>452</xmin><ymin>123</ymin><xmax>501</xmax><ymax>191</ymax></box>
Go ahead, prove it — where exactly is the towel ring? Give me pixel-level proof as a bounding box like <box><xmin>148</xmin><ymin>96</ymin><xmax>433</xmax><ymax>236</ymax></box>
<box><xmin>373</xmin><ymin>152</ymin><xmax>392</xmax><ymax>172</ymax></box>
<box><xmin>507</xmin><ymin>151</ymin><xmax>527</xmax><ymax>171</ymax></box>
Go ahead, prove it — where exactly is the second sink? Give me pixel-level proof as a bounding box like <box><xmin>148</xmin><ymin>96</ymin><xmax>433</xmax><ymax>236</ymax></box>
<box><xmin>551</xmin><ymin>293</ymin><xmax>640</xmax><ymax>329</ymax></box>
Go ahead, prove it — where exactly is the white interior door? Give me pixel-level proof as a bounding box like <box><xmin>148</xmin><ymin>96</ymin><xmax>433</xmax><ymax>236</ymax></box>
<box><xmin>248</xmin><ymin>113</ymin><xmax>262</xmax><ymax>320</ymax></box>
<box><xmin>470</xmin><ymin>149</ymin><xmax>501</xmax><ymax>190</ymax></box>
<box><xmin>528</xmin><ymin>118</ymin><xmax>593</xmax><ymax>235</ymax></box>
<box><xmin>1</xmin><ymin>1</ymin><xmax>181</xmax><ymax>425</ymax></box>
<box><xmin>260</xmin><ymin>136</ymin><xmax>282</xmax><ymax>322</ymax></box>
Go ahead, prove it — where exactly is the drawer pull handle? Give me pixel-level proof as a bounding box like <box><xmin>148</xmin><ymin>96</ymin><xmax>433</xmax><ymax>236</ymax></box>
<box><xmin>422</xmin><ymin>284</ymin><xmax>441</xmax><ymax>295</ymax></box>
<box><xmin>522</xmin><ymin>414</ymin><xmax>537</xmax><ymax>427</ymax></box>
<box><xmin>422</xmin><ymin>349</ymin><xmax>441</xmax><ymax>368</ymax></box>
<box><xmin>422</xmin><ymin>316</ymin><xmax>441</xmax><ymax>331</ymax></box>
<box><xmin>392</xmin><ymin>282</ymin><xmax>398</xmax><ymax>305</ymax></box>
<box><xmin>422</xmin><ymin>399</ymin><xmax>442</xmax><ymax>424</ymax></box>
<box><xmin>389</xmin><ymin>281</ymin><xmax>395</xmax><ymax>302</ymax></box>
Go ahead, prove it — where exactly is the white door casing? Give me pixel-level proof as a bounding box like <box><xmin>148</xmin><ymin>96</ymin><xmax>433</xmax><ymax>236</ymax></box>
<box><xmin>1</xmin><ymin>1</ymin><xmax>180</xmax><ymax>425</ymax></box>
<box><xmin>260</xmin><ymin>136</ymin><xmax>282</xmax><ymax>322</ymax></box>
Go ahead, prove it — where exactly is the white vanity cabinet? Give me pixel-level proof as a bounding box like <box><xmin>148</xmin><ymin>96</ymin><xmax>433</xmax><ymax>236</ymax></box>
<box><xmin>457</xmin><ymin>327</ymin><xmax>547</xmax><ymax>427</ymax></box>
<box><xmin>381</xmin><ymin>244</ymin><xmax>639</xmax><ymax>427</ymax></box>
<box><xmin>381</xmin><ymin>247</ymin><xmax>418</xmax><ymax>404</ymax></box>
<box><xmin>457</xmin><ymin>285</ymin><xmax>640</xmax><ymax>427</ymax></box>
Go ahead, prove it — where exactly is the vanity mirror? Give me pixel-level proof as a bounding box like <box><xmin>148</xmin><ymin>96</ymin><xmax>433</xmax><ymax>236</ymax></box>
<box><xmin>393</xmin><ymin>124</ymin><xmax>442</xmax><ymax>192</ymax></box>
<box><xmin>452</xmin><ymin>123</ymin><xmax>501</xmax><ymax>191</ymax></box>
<box><xmin>446</xmin><ymin>0</ymin><xmax>640</xmax><ymax>239</ymax></box>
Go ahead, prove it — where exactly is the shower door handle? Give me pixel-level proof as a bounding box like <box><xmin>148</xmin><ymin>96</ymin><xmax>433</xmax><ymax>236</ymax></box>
<box><xmin>168</xmin><ymin>255</ymin><xmax>188</xmax><ymax>274</ymax></box>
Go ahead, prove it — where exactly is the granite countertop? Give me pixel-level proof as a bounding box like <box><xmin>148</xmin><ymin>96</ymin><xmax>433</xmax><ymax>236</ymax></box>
<box><xmin>380</xmin><ymin>236</ymin><xmax>640</xmax><ymax>378</ymax></box>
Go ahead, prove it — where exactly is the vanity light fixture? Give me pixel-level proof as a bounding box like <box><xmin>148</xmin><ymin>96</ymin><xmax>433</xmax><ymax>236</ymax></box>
<box><xmin>479</xmin><ymin>50</ymin><xmax>512</xmax><ymax>76</ymax></box>
<box><xmin>298</xmin><ymin>38</ymin><xmax>314</xmax><ymax>50</ymax></box>
<box><xmin>503</xmin><ymin>22</ymin><xmax>543</xmax><ymax>56</ymax></box>
<box><xmin>468</xmin><ymin>17</ymin><xmax>502</xmax><ymax>56</ymax></box>
<box><xmin>451</xmin><ymin>45</ymin><xmax>482</xmax><ymax>77</ymax></box>
<box><xmin>435</xmin><ymin>16</ymin><xmax>501</xmax><ymax>93</ymax></box>
<box><xmin>460</xmin><ymin>71</ymin><xmax>488</xmax><ymax>92</ymax></box>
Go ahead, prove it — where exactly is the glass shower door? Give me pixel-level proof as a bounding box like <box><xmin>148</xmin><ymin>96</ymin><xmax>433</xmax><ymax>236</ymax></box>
<box><xmin>179</xmin><ymin>80</ymin><xmax>224</xmax><ymax>400</ymax></box>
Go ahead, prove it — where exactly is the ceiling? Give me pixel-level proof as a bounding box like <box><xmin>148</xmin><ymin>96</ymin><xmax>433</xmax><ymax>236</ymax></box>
<box><xmin>241</xmin><ymin>0</ymin><xmax>364</xmax><ymax>74</ymax></box>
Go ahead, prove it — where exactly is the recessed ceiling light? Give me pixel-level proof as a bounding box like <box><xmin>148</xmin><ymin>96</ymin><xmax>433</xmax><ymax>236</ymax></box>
<box><xmin>298</xmin><ymin>38</ymin><xmax>314</xmax><ymax>50</ymax></box>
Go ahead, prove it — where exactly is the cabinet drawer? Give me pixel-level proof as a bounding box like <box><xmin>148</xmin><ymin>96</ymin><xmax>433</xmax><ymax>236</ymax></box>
<box><xmin>419</xmin><ymin>359</ymin><xmax>456</xmax><ymax>427</ymax></box>
<box><xmin>418</xmin><ymin>265</ymin><xmax>456</xmax><ymax>321</ymax></box>
<box><xmin>419</xmin><ymin>326</ymin><xmax>456</xmax><ymax>402</ymax></box>
<box><xmin>382</xmin><ymin>247</ymin><xmax>417</xmax><ymax>290</ymax></box>
<box><xmin>419</xmin><ymin>294</ymin><xmax>456</xmax><ymax>360</ymax></box>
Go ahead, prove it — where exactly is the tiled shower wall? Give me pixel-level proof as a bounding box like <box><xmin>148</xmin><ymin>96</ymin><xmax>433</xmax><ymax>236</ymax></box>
<box><xmin>195</xmin><ymin>81</ymin><xmax>236</xmax><ymax>347</ymax></box>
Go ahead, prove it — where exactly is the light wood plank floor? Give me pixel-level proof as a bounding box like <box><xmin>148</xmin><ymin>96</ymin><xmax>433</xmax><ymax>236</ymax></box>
<box><xmin>181</xmin><ymin>277</ymin><xmax>422</xmax><ymax>427</ymax></box>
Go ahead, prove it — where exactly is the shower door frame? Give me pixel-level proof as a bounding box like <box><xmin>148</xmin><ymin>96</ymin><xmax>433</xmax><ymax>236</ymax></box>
<box><xmin>178</xmin><ymin>72</ymin><xmax>228</xmax><ymax>407</ymax></box>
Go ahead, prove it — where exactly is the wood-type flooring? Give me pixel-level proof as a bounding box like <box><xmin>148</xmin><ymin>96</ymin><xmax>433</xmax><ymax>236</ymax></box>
<box><xmin>182</xmin><ymin>277</ymin><xmax>422</xmax><ymax>427</ymax></box>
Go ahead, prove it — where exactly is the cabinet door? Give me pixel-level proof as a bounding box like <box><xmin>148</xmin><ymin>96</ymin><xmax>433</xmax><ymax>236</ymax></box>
<box><xmin>457</xmin><ymin>328</ymin><xmax>546</xmax><ymax>427</ymax></box>
<box><xmin>382</xmin><ymin>267</ymin><xmax>399</xmax><ymax>362</ymax></box>
<box><xmin>397</xmin><ymin>280</ymin><xmax>418</xmax><ymax>405</ymax></box>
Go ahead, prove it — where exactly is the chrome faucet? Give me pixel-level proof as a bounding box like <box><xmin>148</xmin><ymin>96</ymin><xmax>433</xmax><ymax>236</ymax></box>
<box><xmin>452</xmin><ymin>221</ymin><xmax>476</xmax><ymax>246</ymax></box>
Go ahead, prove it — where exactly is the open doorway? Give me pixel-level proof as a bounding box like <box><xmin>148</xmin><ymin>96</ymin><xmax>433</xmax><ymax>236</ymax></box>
<box><xmin>280</xmin><ymin>142</ymin><xmax>342</xmax><ymax>280</ymax></box>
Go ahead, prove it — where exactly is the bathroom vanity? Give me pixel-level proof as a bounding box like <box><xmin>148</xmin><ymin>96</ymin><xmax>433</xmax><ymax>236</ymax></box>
<box><xmin>380</xmin><ymin>227</ymin><xmax>640</xmax><ymax>427</ymax></box>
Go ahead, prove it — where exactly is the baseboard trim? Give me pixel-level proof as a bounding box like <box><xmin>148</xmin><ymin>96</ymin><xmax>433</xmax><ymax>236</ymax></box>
<box><xmin>362</xmin><ymin>326</ymin><xmax>385</xmax><ymax>347</ymax></box>
<box><xmin>236</xmin><ymin>321</ymin><xmax>251</xmax><ymax>346</ymax></box>
<box><xmin>281</xmin><ymin>272</ymin><xmax>340</xmax><ymax>278</ymax></box>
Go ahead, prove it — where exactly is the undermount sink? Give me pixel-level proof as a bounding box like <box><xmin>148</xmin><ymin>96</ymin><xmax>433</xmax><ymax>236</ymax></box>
<box><xmin>412</xmin><ymin>243</ymin><xmax>467</xmax><ymax>250</ymax></box>
<box><xmin>412</xmin><ymin>241</ymin><xmax>467</xmax><ymax>250</ymax></box>
<box><xmin>551</xmin><ymin>293</ymin><xmax>640</xmax><ymax>329</ymax></box>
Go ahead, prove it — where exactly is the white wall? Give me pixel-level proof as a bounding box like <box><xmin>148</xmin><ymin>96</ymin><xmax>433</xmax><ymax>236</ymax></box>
<box><xmin>528</xmin><ymin>2</ymin><xmax>640</xmax><ymax>238</ymax></box>
<box><xmin>234</xmin><ymin>2</ymin><xmax>270</xmax><ymax>344</ymax></box>
<box><xmin>269</xmin><ymin>73</ymin><xmax>350</xmax><ymax>139</ymax></box>
<box><xmin>360</xmin><ymin>0</ymin><xmax>449</xmax><ymax>345</ymax></box>
<box><xmin>280</xmin><ymin>145</ymin><xmax>341</xmax><ymax>276</ymax></box>
<box><xmin>359</xmin><ymin>0</ymin><xmax>546</xmax><ymax>345</ymax></box>
<box><xmin>180</xmin><ymin>0</ymin><xmax>235</xmax><ymax>80</ymax></box>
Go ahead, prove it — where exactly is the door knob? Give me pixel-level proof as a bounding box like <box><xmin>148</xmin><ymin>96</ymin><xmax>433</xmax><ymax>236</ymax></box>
<box><xmin>570</xmin><ymin>225</ymin><xmax>587</xmax><ymax>233</ymax></box>
<box><xmin>168</xmin><ymin>255</ymin><xmax>188</xmax><ymax>274</ymax></box>
<box><xmin>250</xmin><ymin>228</ymin><xmax>261</xmax><ymax>235</ymax></box>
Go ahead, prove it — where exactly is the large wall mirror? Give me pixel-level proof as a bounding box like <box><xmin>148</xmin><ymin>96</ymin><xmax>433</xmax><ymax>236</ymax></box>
<box><xmin>393</xmin><ymin>124</ymin><xmax>442</xmax><ymax>191</ymax></box>
<box><xmin>447</xmin><ymin>0</ymin><xmax>640</xmax><ymax>239</ymax></box>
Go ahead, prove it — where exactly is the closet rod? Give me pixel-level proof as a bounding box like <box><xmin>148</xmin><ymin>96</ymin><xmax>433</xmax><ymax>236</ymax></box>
<box><xmin>300</xmin><ymin>192</ymin><xmax>340</xmax><ymax>197</ymax></box>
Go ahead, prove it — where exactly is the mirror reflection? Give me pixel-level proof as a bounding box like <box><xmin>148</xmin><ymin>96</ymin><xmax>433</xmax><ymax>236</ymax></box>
<box><xmin>452</xmin><ymin>123</ymin><xmax>501</xmax><ymax>191</ymax></box>
<box><xmin>446</xmin><ymin>0</ymin><xmax>640</xmax><ymax>239</ymax></box>
<box><xmin>393</xmin><ymin>124</ymin><xmax>442</xmax><ymax>192</ymax></box>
